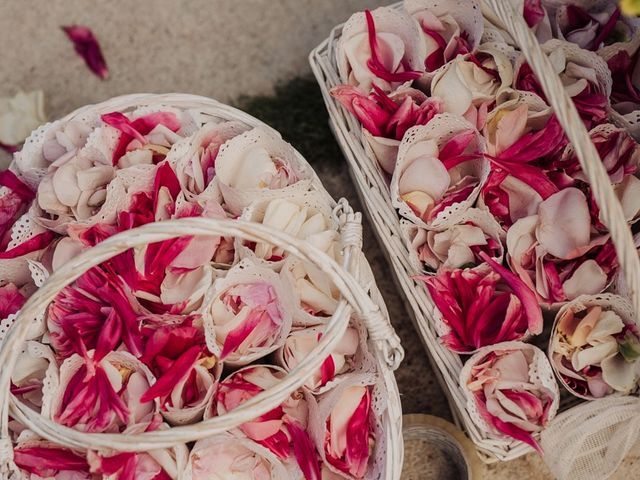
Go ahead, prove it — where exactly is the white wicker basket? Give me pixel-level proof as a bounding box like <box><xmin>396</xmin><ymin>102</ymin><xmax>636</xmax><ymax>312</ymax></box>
<box><xmin>0</xmin><ymin>94</ymin><xmax>404</xmax><ymax>479</ymax></box>
<box><xmin>310</xmin><ymin>0</ymin><xmax>640</xmax><ymax>463</ymax></box>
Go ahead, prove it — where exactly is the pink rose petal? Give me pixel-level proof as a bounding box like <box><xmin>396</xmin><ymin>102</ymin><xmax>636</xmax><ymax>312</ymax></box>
<box><xmin>365</xmin><ymin>10</ymin><xmax>422</xmax><ymax>83</ymax></box>
<box><xmin>523</xmin><ymin>0</ymin><xmax>545</xmax><ymax>28</ymax></box>
<box><xmin>62</xmin><ymin>25</ymin><xmax>109</xmax><ymax>80</ymax></box>
<box><xmin>14</xmin><ymin>445</ymin><xmax>89</xmax><ymax>477</ymax></box>
<box><xmin>479</xmin><ymin>252</ymin><xmax>543</xmax><ymax>335</ymax></box>
<box><xmin>0</xmin><ymin>283</ymin><xmax>25</xmax><ymax>319</ymax></box>
<box><xmin>536</xmin><ymin>188</ymin><xmax>590</xmax><ymax>259</ymax></box>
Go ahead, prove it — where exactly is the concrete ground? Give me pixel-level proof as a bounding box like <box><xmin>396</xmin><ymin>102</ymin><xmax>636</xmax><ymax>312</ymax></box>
<box><xmin>1</xmin><ymin>1</ymin><xmax>639</xmax><ymax>478</ymax></box>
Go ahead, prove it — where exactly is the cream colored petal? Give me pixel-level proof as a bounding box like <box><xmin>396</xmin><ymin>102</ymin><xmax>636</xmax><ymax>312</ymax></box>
<box><xmin>601</xmin><ymin>354</ymin><xmax>639</xmax><ymax>393</ymax></box>
<box><xmin>432</xmin><ymin>61</ymin><xmax>473</xmax><ymax>116</ymax></box>
<box><xmin>614</xmin><ymin>175</ymin><xmax>640</xmax><ymax>221</ymax></box>
<box><xmin>52</xmin><ymin>162</ymin><xmax>82</xmax><ymax>207</ymax></box>
<box><xmin>562</xmin><ymin>260</ymin><xmax>608</xmax><ymax>300</ymax></box>
<box><xmin>586</xmin><ymin>310</ymin><xmax>625</xmax><ymax>345</ymax></box>
<box><xmin>571</xmin><ymin>338</ymin><xmax>618</xmax><ymax>371</ymax></box>
<box><xmin>502</xmin><ymin>175</ymin><xmax>542</xmax><ymax>224</ymax></box>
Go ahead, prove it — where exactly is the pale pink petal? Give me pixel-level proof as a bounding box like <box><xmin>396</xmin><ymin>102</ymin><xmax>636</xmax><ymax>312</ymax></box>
<box><xmin>536</xmin><ymin>188</ymin><xmax>590</xmax><ymax>259</ymax></box>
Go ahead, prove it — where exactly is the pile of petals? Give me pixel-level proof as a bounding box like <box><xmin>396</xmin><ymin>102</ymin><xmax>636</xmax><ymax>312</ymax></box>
<box><xmin>550</xmin><ymin>295</ymin><xmax>640</xmax><ymax>399</ymax></box>
<box><xmin>333</xmin><ymin>0</ymin><xmax>640</xmax><ymax>449</ymax></box>
<box><xmin>1</xmin><ymin>103</ymin><xmax>383</xmax><ymax>479</ymax></box>
<box><xmin>460</xmin><ymin>342</ymin><xmax>559</xmax><ymax>453</ymax></box>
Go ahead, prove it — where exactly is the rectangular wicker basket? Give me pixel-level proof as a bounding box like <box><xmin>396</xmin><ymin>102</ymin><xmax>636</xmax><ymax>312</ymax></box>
<box><xmin>308</xmin><ymin>0</ymin><xmax>640</xmax><ymax>463</ymax></box>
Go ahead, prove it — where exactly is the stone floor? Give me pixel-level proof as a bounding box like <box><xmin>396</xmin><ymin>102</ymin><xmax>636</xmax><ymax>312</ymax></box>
<box><xmin>1</xmin><ymin>1</ymin><xmax>639</xmax><ymax>478</ymax></box>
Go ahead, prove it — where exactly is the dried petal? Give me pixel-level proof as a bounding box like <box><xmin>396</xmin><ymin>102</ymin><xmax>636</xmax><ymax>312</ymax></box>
<box><xmin>62</xmin><ymin>25</ymin><xmax>109</xmax><ymax>79</ymax></box>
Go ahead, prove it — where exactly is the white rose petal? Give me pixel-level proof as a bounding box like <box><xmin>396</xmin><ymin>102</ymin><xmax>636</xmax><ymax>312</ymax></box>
<box><xmin>0</xmin><ymin>90</ymin><xmax>46</xmax><ymax>145</ymax></box>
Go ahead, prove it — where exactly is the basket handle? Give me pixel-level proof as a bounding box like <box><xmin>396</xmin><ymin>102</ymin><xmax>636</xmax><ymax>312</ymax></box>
<box><xmin>333</xmin><ymin>198</ymin><xmax>404</xmax><ymax>370</ymax></box>
<box><xmin>480</xmin><ymin>2</ymin><xmax>640</xmax><ymax>478</ymax></box>
<box><xmin>480</xmin><ymin>0</ymin><xmax>640</xmax><ymax>320</ymax></box>
<box><xmin>0</xmin><ymin>216</ymin><xmax>383</xmax><ymax>456</ymax></box>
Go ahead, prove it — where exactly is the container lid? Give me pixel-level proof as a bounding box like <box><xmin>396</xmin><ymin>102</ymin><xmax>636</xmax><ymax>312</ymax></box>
<box><xmin>401</xmin><ymin>414</ymin><xmax>483</xmax><ymax>480</ymax></box>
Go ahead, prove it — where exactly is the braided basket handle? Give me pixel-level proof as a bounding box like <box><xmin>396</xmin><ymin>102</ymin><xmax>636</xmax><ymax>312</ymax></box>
<box><xmin>333</xmin><ymin>198</ymin><xmax>404</xmax><ymax>369</ymax></box>
<box><xmin>480</xmin><ymin>0</ymin><xmax>640</xmax><ymax>319</ymax></box>
<box><xmin>0</xmin><ymin>216</ymin><xmax>384</xmax><ymax>454</ymax></box>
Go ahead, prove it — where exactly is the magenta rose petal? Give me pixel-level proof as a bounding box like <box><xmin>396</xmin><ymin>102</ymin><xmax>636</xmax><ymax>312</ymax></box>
<box><xmin>479</xmin><ymin>252</ymin><xmax>543</xmax><ymax>335</ymax></box>
<box><xmin>14</xmin><ymin>445</ymin><xmax>90</xmax><ymax>477</ymax></box>
<box><xmin>0</xmin><ymin>283</ymin><xmax>25</xmax><ymax>319</ymax></box>
<box><xmin>419</xmin><ymin>262</ymin><xmax>541</xmax><ymax>353</ymax></box>
<box><xmin>288</xmin><ymin>420</ymin><xmax>322</xmax><ymax>480</ymax></box>
<box><xmin>139</xmin><ymin>345</ymin><xmax>201</xmax><ymax>403</ymax></box>
<box><xmin>523</xmin><ymin>0</ymin><xmax>545</xmax><ymax>28</ymax></box>
<box><xmin>0</xmin><ymin>231</ymin><xmax>55</xmax><ymax>260</ymax></box>
<box><xmin>62</xmin><ymin>25</ymin><xmax>109</xmax><ymax>80</ymax></box>
<box><xmin>365</xmin><ymin>10</ymin><xmax>422</xmax><ymax>83</ymax></box>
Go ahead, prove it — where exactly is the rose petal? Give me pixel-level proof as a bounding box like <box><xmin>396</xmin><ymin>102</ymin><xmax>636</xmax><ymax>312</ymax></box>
<box><xmin>364</xmin><ymin>10</ymin><xmax>422</xmax><ymax>83</ymax></box>
<box><xmin>571</xmin><ymin>306</ymin><xmax>602</xmax><ymax>347</ymax></box>
<box><xmin>536</xmin><ymin>188</ymin><xmax>590</xmax><ymax>259</ymax></box>
<box><xmin>398</xmin><ymin>155</ymin><xmax>450</xmax><ymax>200</ymax></box>
<box><xmin>62</xmin><ymin>25</ymin><xmax>109</xmax><ymax>79</ymax></box>
<box><xmin>0</xmin><ymin>283</ymin><xmax>25</xmax><ymax>319</ymax></box>
<box><xmin>571</xmin><ymin>338</ymin><xmax>618</xmax><ymax>371</ymax></box>
<box><xmin>586</xmin><ymin>310</ymin><xmax>625</xmax><ymax>344</ymax></box>
<box><xmin>480</xmin><ymin>252</ymin><xmax>543</xmax><ymax>335</ymax></box>
<box><xmin>14</xmin><ymin>446</ymin><xmax>89</xmax><ymax>476</ymax></box>
<box><xmin>140</xmin><ymin>345</ymin><xmax>201</xmax><ymax>403</ymax></box>
<box><xmin>602</xmin><ymin>352</ymin><xmax>639</xmax><ymax>392</ymax></box>
<box><xmin>288</xmin><ymin>421</ymin><xmax>321</xmax><ymax>480</ymax></box>
<box><xmin>562</xmin><ymin>259</ymin><xmax>608</xmax><ymax>300</ymax></box>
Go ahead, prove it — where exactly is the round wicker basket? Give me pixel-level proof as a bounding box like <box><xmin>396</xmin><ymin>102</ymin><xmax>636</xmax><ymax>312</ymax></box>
<box><xmin>0</xmin><ymin>94</ymin><xmax>404</xmax><ymax>479</ymax></box>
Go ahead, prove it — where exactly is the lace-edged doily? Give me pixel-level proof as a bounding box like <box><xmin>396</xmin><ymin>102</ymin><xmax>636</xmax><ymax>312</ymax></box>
<box><xmin>391</xmin><ymin>113</ymin><xmax>488</xmax><ymax>230</ymax></box>
<box><xmin>215</xmin><ymin>126</ymin><xmax>318</xmax><ymax>215</ymax></box>
<box><xmin>200</xmin><ymin>258</ymin><xmax>295</xmax><ymax>367</ymax></box>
